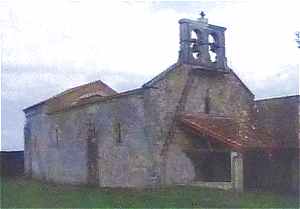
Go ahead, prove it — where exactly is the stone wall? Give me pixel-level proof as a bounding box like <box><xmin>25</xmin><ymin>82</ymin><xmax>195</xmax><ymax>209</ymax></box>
<box><xmin>253</xmin><ymin>96</ymin><xmax>299</xmax><ymax>192</ymax></box>
<box><xmin>183</xmin><ymin>68</ymin><xmax>255</xmax><ymax>149</ymax></box>
<box><xmin>24</xmin><ymin>63</ymin><xmax>255</xmax><ymax>190</ymax></box>
<box><xmin>24</xmin><ymin>90</ymin><xmax>157</xmax><ymax>187</ymax></box>
<box><xmin>94</xmin><ymin>92</ymin><xmax>153</xmax><ymax>187</ymax></box>
<box><xmin>143</xmin><ymin>63</ymin><xmax>254</xmax><ymax>189</ymax></box>
<box><xmin>143</xmin><ymin>64</ymin><xmax>192</xmax><ymax>185</ymax></box>
<box><xmin>254</xmin><ymin>96</ymin><xmax>299</xmax><ymax>148</ymax></box>
<box><xmin>25</xmin><ymin>104</ymin><xmax>88</xmax><ymax>184</ymax></box>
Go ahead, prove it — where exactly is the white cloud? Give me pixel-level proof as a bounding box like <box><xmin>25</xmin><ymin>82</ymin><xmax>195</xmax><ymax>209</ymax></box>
<box><xmin>209</xmin><ymin>1</ymin><xmax>300</xmax><ymax>77</ymax></box>
<box><xmin>1</xmin><ymin>0</ymin><xmax>300</xmax><ymax>150</ymax></box>
<box><xmin>1</xmin><ymin>1</ymin><xmax>180</xmax><ymax>75</ymax></box>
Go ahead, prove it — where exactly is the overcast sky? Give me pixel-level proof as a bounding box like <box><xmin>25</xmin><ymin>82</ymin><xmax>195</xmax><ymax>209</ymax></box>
<box><xmin>1</xmin><ymin>0</ymin><xmax>299</xmax><ymax>151</ymax></box>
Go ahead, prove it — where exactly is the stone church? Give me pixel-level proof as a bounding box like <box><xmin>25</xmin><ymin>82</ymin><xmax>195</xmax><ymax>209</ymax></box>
<box><xmin>23</xmin><ymin>15</ymin><xmax>299</xmax><ymax>192</ymax></box>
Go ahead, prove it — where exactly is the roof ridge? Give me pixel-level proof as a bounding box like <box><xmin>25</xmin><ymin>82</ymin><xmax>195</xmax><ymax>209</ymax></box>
<box><xmin>229</xmin><ymin>68</ymin><xmax>254</xmax><ymax>97</ymax></box>
<box><xmin>142</xmin><ymin>63</ymin><xmax>180</xmax><ymax>87</ymax></box>
<box><xmin>255</xmin><ymin>94</ymin><xmax>300</xmax><ymax>102</ymax></box>
<box><xmin>23</xmin><ymin>79</ymin><xmax>117</xmax><ymax>112</ymax></box>
<box><xmin>52</xmin><ymin>80</ymin><xmax>117</xmax><ymax>99</ymax></box>
<box><xmin>47</xmin><ymin>87</ymin><xmax>146</xmax><ymax>114</ymax></box>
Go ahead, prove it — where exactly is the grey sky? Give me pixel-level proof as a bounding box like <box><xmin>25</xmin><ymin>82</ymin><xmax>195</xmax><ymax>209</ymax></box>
<box><xmin>1</xmin><ymin>0</ymin><xmax>299</xmax><ymax>151</ymax></box>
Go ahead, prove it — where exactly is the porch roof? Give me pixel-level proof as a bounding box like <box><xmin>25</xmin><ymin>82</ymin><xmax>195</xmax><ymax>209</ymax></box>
<box><xmin>178</xmin><ymin>113</ymin><xmax>269</xmax><ymax>152</ymax></box>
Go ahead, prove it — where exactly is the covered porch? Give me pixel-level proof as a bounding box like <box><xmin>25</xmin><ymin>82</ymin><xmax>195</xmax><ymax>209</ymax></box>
<box><xmin>177</xmin><ymin>113</ymin><xmax>257</xmax><ymax>192</ymax></box>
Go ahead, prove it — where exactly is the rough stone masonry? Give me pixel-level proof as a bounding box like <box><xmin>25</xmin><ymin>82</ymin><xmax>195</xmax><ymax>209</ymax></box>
<box><xmin>23</xmin><ymin>14</ymin><xmax>299</xmax><ymax>192</ymax></box>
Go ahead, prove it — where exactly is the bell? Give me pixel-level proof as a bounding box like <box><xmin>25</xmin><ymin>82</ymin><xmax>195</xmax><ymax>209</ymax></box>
<box><xmin>191</xmin><ymin>43</ymin><xmax>200</xmax><ymax>53</ymax></box>
<box><xmin>210</xmin><ymin>43</ymin><xmax>218</xmax><ymax>53</ymax></box>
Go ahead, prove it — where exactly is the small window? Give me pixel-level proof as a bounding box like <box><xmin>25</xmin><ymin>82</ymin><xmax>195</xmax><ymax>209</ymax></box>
<box><xmin>34</xmin><ymin>136</ymin><xmax>37</xmax><ymax>150</ymax></box>
<box><xmin>55</xmin><ymin>128</ymin><xmax>59</xmax><ymax>145</ymax></box>
<box><xmin>204</xmin><ymin>89</ymin><xmax>210</xmax><ymax>114</ymax></box>
<box><xmin>87</xmin><ymin>121</ymin><xmax>96</xmax><ymax>140</ymax></box>
<box><xmin>114</xmin><ymin>122</ymin><xmax>122</xmax><ymax>144</ymax></box>
<box><xmin>54</xmin><ymin>125</ymin><xmax>62</xmax><ymax>146</ymax></box>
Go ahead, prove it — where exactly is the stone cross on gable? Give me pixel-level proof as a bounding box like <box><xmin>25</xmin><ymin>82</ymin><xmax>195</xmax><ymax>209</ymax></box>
<box><xmin>197</xmin><ymin>11</ymin><xmax>208</xmax><ymax>24</ymax></box>
<box><xmin>200</xmin><ymin>11</ymin><xmax>206</xmax><ymax>18</ymax></box>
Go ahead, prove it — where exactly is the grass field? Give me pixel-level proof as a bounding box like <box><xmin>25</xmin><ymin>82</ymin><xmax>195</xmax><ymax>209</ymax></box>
<box><xmin>1</xmin><ymin>177</ymin><xmax>299</xmax><ymax>208</ymax></box>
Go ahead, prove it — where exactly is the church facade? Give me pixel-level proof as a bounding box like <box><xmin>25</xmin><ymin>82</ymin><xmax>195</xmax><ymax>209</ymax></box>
<box><xmin>23</xmin><ymin>15</ymin><xmax>299</xmax><ymax>192</ymax></box>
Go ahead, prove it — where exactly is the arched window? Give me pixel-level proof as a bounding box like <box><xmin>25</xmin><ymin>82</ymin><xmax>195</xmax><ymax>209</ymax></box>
<box><xmin>190</xmin><ymin>29</ymin><xmax>202</xmax><ymax>60</ymax></box>
<box><xmin>208</xmin><ymin>33</ymin><xmax>218</xmax><ymax>63</ymax></box>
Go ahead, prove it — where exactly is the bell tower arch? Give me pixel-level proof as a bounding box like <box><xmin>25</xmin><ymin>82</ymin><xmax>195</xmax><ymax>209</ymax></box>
<box><xmin>178</xmin><ymin>12</ymin><xmax>228</xmax><ymax>72</ymax></box>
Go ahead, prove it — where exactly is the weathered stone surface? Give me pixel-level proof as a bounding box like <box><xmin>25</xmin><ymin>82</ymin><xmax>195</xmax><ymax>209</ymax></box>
<box><xmin>24</xmin><ymin>61</ymin><xmax>255</xmax><ymax>190</ymax></box>
<box><xmin>253</xmin><ymin>96</ymin><xmax>299</xmax><ymax>192</ymax></box>
<box><xmin>178</xmin><ymin>18</ymin><xmax>228</xmax><ymax>71</ymax></box>
<box><xmin>165</xmin><ymin>144</ymin><xmax>195</xmax><ymax>184</ymax></box>
<box><xmin>254</xmin><ymin>96</ymin><xmax>299</xmax><ymax>148</ymax></box>
<box><xmin>23</xmin><ymin>16</ymin><xmax>299</xmax><ymax>193</ymax></box>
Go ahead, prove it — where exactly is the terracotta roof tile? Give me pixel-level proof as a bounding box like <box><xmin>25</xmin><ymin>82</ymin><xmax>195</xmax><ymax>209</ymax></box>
<box><xmin>24</xmin><ymin>80</ymin><xmax>118</xmax><ymax>113</ymax></box>
<box><xmin>178</xmin><ymin>113</ymin><xmax>271</xmax><ymax>152</ymax></box>
<box><xmin>46</xmin><ymin>80</ymin><xmax>117</xmax><ymax>113</ymax></box>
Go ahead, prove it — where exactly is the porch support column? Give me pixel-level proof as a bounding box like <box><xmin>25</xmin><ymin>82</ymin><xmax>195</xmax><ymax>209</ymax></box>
<box><xmin>231</xmin><ymin>151</ymin><xmax>244</xmax><ymax>192</ymax></box>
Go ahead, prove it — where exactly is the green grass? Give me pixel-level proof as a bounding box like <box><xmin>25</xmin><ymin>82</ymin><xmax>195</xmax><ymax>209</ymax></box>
<box><xmin>1</xmin><ymin>176</ymin><xmax>298</xmax><ymax>208</ymax></box>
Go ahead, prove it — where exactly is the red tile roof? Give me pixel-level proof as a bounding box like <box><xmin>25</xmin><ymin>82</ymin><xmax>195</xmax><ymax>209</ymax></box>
<box><xmin>49</xmin><ymin>87</ymin><xmax>146</xmax><ymax>113</ymax></box>
<box><xmin>46</xmin><ymin>80</ymin><xmax>118</xmax><ymax>113</ymax></box>
<box><xmin>178</xmin><ymin>113</ymin><xmax>271</xmax><ymax>152</ymax></box>
<box><xmin>24</xmin><ymin>80</ymin><xmax>118</xmax><ymax>113</ymax></box>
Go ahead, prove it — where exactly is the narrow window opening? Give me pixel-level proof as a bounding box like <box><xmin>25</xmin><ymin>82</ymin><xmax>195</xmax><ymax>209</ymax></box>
<box><xmin>116</xmin><ymin>122</ymin><xmax>122</xmax><ymax>144</ymax></box>
<box><xmin>55</xmin><ymin>128</ymin><xmax>59</xmax><ymax>145</ymax></box>
<box><xmin>33</xmin><ymin>136</ymin><xmax>37</xmax><ymax>151</ymax></box>
<box><xmin>87</xmin><ymin>120</ymin><xmax>96</xmax><ymax>140</ymax></box>
<box><xmin>86</xmin><ymin>120</ymin><xmax>99</xmax><ymax>184</ymax></box>
<box><xmin>204</xmin><ymin>88</ymin><xmax>210</xmax><ymax>114</ymax></box>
